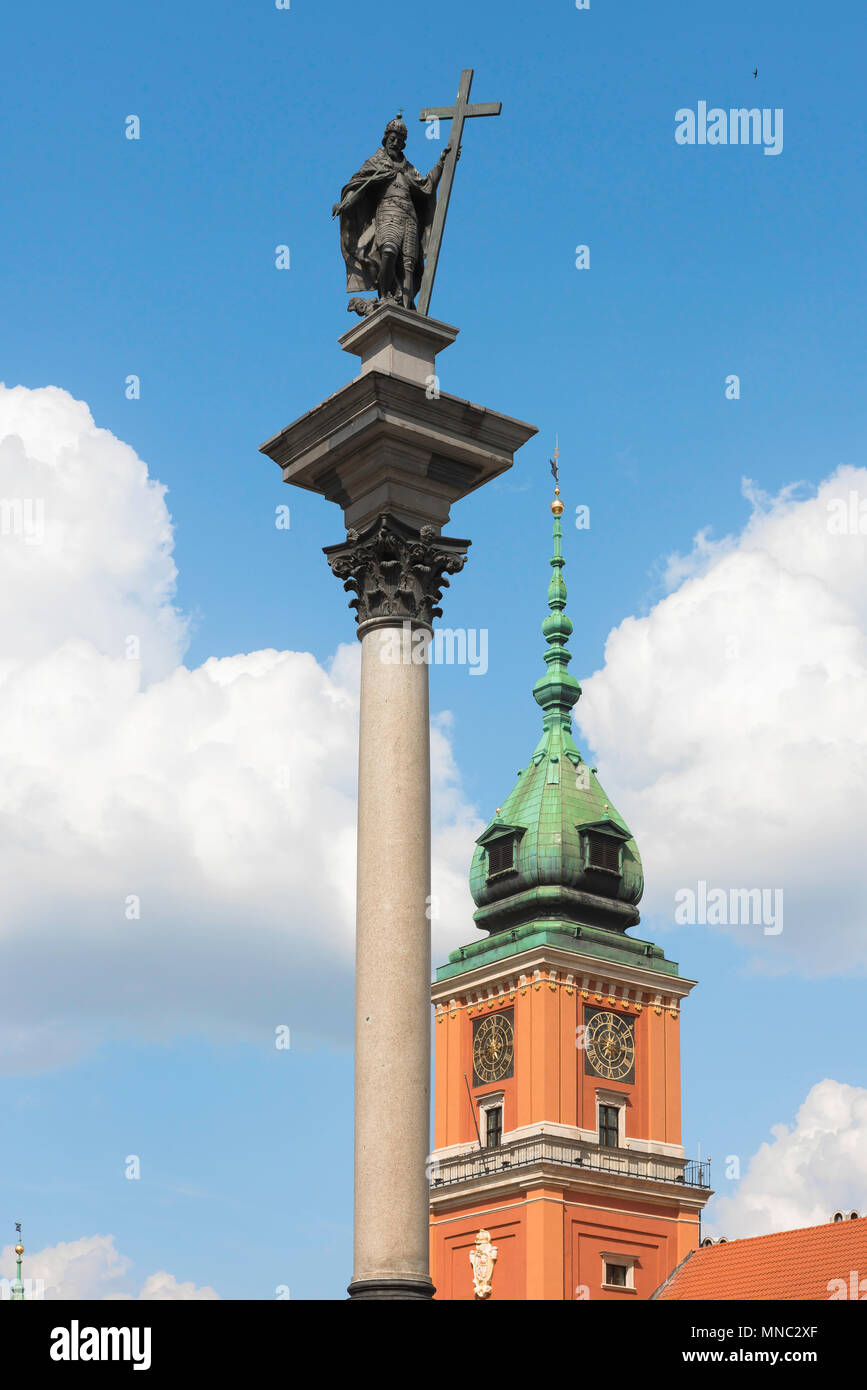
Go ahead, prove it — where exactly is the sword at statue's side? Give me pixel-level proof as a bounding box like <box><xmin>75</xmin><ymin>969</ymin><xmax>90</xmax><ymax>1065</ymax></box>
<box><xmin>332</xmin><ymin>169</ymin><xmax>387</xmax><ymax>219</ymax></box>
<box><xmin>416</xmin><ymin>68</ymin><xmax>502</xmax><ymax>318</ymax></box>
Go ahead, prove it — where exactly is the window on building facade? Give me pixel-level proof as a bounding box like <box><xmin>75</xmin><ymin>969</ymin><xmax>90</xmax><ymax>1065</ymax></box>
<box><xmin>485</xmin><ymin>1105</ymin><xmax>503</xmax><ymax>1149</ymax></box>
<box><xmin>599</xmin><ymin>1103</ymin><xmax>619</xmax><ymax>1148</ymax></box>
<box><xmin>605</xmin><ymin>1262</ymin><xmax>628</xmax><ymax>1287</ymax></box>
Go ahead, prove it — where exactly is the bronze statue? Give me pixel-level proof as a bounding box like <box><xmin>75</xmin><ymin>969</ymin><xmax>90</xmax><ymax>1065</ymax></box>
<box><xmin>333</xmin><ymin>73</ymin><xmax>502</xmax><ymax>318</ymax></box>
<box><xmin>332</xmin><ymin>114</ymin><xmax>453</xmax><ymax>316</ymax></box>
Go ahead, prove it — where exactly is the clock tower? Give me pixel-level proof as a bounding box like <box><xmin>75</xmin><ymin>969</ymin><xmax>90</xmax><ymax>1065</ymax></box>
<box><xmin>429</xmin><ymin>484</ymin><xmax>712</xmax><ymax>1300</ymax></box>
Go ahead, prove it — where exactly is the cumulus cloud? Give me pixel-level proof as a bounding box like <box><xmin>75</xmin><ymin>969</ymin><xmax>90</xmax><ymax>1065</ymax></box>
<box><xmin>707</xmin><ymin>1080</ymin><xmax>867</xmax><ymax>1238</ymax></box>
<box><xmin>135</xmin><ymin>1270</ymin><xmax>220</xmax><ymax>1300</ymax></box>
<box><xmin>0</xmin><ymin>384</ymin><xmax>480</xmax><ymax>1073</ymax></box>
<box><xmin>0</xmin><ymin>385</ymin><xmax>186</xmax><ymax>681</ymax></box>
<box><xmin>577</xmin><ymin>467</ymin><xmax>867</xmax><ymax>975</ymax></box>
<box><xmin>0</xmin><ymin>1233</ymin><xmax>218</xmax><ymax>1300</ymax></box>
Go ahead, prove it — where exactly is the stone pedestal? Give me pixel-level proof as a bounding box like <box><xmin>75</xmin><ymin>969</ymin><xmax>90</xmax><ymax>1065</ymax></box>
<box><xmin>260</xmin><ymin>304</ymin><xmax>537</xmax><ymax>1299</ymax></box>
<box><xmin>260</xmin><ymin>304</ymin><xmax>535</xmax><ymax>533</ymax></box>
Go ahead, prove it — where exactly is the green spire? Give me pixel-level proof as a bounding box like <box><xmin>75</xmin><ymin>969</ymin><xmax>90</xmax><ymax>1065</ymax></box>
<box><xmin>11</xmin><ymin>1224</ymin><xmax>25</xmax><ymax>1301</ymax></box>
<box><xmin>531</xmin><ymin>491</ymin><xmax>581</xmax><ymax>732</ymax></box>
<box><xmin>468</xmin><ymin>467</ymin><xmax>644</xmax><ymax>942</ymax></box>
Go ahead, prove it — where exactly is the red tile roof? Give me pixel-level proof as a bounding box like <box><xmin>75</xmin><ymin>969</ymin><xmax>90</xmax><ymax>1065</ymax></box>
<box><xmin>653</xmin><ymin>1219</ymin><xmax>867</xmax><ymax>1301</ymax></box>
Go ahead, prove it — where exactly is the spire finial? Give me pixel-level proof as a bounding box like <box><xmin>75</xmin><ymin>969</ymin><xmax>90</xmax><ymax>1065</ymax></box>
<box><xmin>11</xmin><ymin>1222</ymin><xmax>25</xmax><ymax>1301</ymax></box>
<box><xmin>533</xmin><ymin>441</ymin><xmax>581</xmax><ymax>729</ymax></box>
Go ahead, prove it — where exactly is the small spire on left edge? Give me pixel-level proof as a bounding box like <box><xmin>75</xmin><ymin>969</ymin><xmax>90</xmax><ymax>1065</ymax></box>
<box><xmin>12</xmin><ymin>1221</ymin><xmax>26</xmax><ymax>1300</ymax></box>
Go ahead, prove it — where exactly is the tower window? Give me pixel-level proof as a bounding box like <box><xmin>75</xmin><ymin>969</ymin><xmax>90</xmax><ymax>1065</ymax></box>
<box><xmin>484</xmin><ymin>1105</ymin><xmax>503</xmax><ymax>1149</ymax></box>
<box><xmin>601</xmin><ymin>1252</ymin><xmax>637</xmax><ymax>1291</ymax></box>
<box><xmin>487</xmin><ymin>837</ymin><xmax>515</xmax><ymax>876</ymax></box>
<box><xmin>599</xmin><ymin>1104</ymin><xmax>619</xmax><ymax>1148</ymax></box>
<box><xmin>585</xmin><ymin>832</ymin><xmax>622</xmax><ymax>875</ymax></box>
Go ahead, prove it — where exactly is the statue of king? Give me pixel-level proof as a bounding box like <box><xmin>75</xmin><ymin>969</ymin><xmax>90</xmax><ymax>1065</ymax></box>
<box><xmin>332</xmin><ymin>114</ymin><xmax>453</xmax><ymax>315</ymax></box>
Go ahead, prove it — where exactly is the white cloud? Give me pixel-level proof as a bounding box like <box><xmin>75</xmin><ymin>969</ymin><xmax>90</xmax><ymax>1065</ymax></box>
<box><xmin>707</xmin><ymin>1079</ymin><xmax>867</xmax><ymax>1238</ymax></box>
<box><xmin>0</xmin><ymin>1233</ymin><xmax>218</xmax><ymax>1300</ymax></box>
<box><xmin>135</xmin><ymin>1271</ymin><xmax>219</xmax><ymax>1301</ymax></box>
<box><xmin>0</xmin><ymin>384</ymin><xmax>186</xmax><ymax>682</ymax></box>
<box><xmin>577</xmin><ymin>467</ymin><xmax>867</xmax><ymax>975</ymax></box>
<box><xmin>0</xmin><ymin>385</ymin><xmax>480</xmax><ymax>1072</ymax></box>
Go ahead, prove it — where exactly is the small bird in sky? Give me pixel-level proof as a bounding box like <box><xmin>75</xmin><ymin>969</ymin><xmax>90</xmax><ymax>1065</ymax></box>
<box><xmin>753</xmin><ymin>68</ymin><xmax>758</xmax><ymax>78</ymax></box>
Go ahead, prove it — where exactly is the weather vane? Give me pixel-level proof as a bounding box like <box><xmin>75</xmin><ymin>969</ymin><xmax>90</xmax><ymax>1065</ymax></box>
<box><xmin>550</xmin><ymin>436</ymin><xmax>560</xmax><ymax>488</ymax></box>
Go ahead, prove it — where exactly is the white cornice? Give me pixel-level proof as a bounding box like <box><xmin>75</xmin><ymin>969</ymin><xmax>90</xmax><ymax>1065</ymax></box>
<box><xmin>431</xmin><ymin>1125</ymin><xmax>685</xmax><ymax>1163</ymax></box>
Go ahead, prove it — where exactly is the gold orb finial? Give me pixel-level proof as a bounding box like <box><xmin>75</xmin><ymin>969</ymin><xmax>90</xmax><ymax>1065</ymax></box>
<box><xmin>14</xmin><ymin>1242</ymin><xmax>23</xmax><ymax>1256</ymax></box>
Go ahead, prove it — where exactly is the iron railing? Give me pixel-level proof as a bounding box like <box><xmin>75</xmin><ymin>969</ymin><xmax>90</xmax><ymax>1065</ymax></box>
<box><xmin>430</xmin><ymin>1135</ymin><xmax>711</xmax><ymax>1190</ymax></box>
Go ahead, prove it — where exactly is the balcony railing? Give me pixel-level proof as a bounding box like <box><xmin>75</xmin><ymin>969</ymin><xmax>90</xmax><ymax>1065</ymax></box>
<box><xmin>429</xmin><ymin>1135</ymin><xmax>711</xmax><ymax>1191</ymax></box>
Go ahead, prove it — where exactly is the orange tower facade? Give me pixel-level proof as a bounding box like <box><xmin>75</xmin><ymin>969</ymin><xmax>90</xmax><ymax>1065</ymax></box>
<box><xmin>430</xmin><ymin>938</ymin><xmax>710</xmax><ymax>1300</ymax></box>
<box><xmin>429</xmin><ymin>481</ymin><xmax>711</xmax><ymax>1300</ymax></box>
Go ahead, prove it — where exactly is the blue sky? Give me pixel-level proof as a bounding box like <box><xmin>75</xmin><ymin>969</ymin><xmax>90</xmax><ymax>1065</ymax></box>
<box><xmin>2</xmin><ymin>0</ymin><xmax>866</xmax><ymax>1298</ymax></box>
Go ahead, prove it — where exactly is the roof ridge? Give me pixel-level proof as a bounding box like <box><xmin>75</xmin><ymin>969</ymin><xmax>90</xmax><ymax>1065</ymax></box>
<box><xmin>650</xmin><ymin>1247</ymin><xmax>695</xmax><ymax>1300</ymax></box>
<box><xmin>700</xmin><ymin>1216</ymin><xmax>865</xmax><ymax>1250</ymax></box>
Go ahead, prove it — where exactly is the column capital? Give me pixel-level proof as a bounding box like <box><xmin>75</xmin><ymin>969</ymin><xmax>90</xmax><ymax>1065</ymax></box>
<box><xmin>324</xmin><ymin>513</ymin><xmax>469</xmax><ymax>632</ymax></box>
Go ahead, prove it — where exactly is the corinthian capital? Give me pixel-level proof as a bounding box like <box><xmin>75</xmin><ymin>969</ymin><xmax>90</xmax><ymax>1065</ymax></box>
<box><xmin>323</xmin><ymin>513</ymin><xmax>470</xmax><ymax>630</ymax></box>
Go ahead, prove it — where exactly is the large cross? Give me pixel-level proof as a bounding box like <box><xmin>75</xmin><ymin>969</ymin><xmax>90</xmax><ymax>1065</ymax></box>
<box><xmin>416</xmin><ymin>69</ymin><xmax>501</xmax><ymax>317</ymax></box>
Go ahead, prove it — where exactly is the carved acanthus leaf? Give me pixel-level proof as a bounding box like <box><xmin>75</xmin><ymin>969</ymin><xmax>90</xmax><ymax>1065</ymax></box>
<box><xmin>323</xmin><ymin>513</ymin><xmax>470</xmax><ymax>628</ymax></box>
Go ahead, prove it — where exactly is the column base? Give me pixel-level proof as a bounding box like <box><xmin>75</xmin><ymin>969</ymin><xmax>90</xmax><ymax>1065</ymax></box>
<box><xmin>347</xmin><ymin>1276</ymin><xmax>436</xmax><ymax>1301</ymax></box>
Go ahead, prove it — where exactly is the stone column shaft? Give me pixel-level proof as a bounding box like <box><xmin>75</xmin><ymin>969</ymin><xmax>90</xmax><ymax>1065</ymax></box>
<box><xmin>325</xmin><ymin>513</ymin><xmax>470</xmax><ymax>1299</ymax></box>
<box><xmin>350</xmin><ymin>622</ymin><xmax>432</xmax><ymax>1297</ymax></box>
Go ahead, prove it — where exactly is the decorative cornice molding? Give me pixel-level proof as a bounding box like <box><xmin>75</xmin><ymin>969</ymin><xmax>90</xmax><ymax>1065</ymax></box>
<box><xmin>431</xmin><ymin>947</ymin><xmax>697</xmax><ymax>1008</ymax></box>
<box><xmin>430</xmin><ymin>1126</ymin><xmax>686</xmax><ymax>1163</ymax></box>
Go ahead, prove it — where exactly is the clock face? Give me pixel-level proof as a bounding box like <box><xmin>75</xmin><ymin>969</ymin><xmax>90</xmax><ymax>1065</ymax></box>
<box><xmin>473</xmin><ymin>1013</ymin><xmax>514</xmax><ymax>1085</ymax></box>
<box><xmin>583</xmin><ymin>1009</ymin><xmax>635</xmax><ymax>1083</ymax></box>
